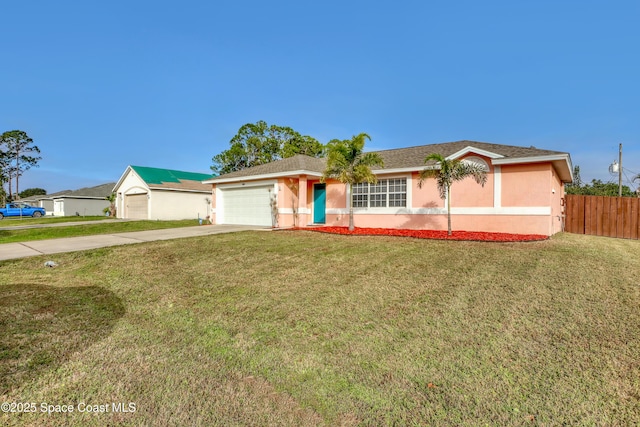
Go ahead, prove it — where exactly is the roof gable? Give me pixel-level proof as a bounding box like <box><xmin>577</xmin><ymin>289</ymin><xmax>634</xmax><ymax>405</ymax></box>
<box><xmin>445</xmin><ymin>146</ymin><xmax>505</xmax><ymax>160</ymax></box>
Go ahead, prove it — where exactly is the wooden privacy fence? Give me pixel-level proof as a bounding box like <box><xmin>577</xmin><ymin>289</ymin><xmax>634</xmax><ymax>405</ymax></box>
<box><xmin>564</xmin><ymin>194</ymin><xmax>640</xmax><ymax>239</ymax></box>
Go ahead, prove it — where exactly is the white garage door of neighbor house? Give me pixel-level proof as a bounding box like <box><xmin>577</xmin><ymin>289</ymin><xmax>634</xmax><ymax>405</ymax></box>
<box><xmin>221</xmin><ymin>186</ymin><xmax>272</xmax><ymax>226</ymax></box>
<box><xmin>125</xmin><ymin>194</ymin><xmax>148</xmax><ymax>219</ymax></box>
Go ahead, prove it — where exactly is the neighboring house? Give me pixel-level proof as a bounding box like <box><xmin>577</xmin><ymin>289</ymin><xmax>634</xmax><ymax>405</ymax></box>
<box><xmin>113</xmin><ymin>166</ymin><xmax>213</xmax><ymax>220</ymax></box>
<box><xmin>21</xmin><ymin>190</ymin><xmax>71</xmax><ymax>215</ymax></box>
<box><xmin>203</xmin><ymin>140</ymin><xmax>573</xmax><ymax>236</ymax></box>
<box><xmin>21</xmin><ymin>185</ymin><xmax>113</xmax><ymax>216</ymax></box>
<box><xmin>52</xmin><ymin>183</ymin><xmax>115</xmax><ymax>216</ymax></box>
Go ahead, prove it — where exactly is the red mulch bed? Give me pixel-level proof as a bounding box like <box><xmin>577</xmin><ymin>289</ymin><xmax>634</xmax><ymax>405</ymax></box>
<box><xmin>289</xmin><ymin>226</ymin><xmax>548</xmax><ymax>242</ymax></box>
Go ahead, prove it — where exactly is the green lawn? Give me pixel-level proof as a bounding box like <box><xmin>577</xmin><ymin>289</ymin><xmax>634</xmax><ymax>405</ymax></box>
<box><xmin>0</xmin><ymin>215</ymin><xmax>111</xmax><ymax>226</ymax></box>
<box><xmin>1</xmin><ymin>231</ymin><xmax>638</xmax><ymax>426</ymax></box>
<box><xmin>0</xmin><ymin>219</ymin><xmax>202</xmax><ymax>243</ymax></box>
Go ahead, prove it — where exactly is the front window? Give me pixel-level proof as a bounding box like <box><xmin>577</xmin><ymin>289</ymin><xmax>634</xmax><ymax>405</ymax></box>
<box><xmin>353</xmin><ymin>182</ymin><xmax>368</xmax><ymax>208</ymax></box>
<box><xmin>352</xmin><ymin>178</ymin><xmax>407</xmax><ymax>208</ymax></box>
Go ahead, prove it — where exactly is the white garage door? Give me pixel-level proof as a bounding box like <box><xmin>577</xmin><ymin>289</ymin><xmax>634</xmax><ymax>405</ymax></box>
<box><xmin>221</xmin><ymin>186</ymin><xmax>272</xmax><ymax>226</ymax></box>
<box><xmin>125</xmin><ymin>194</ymin><xmax>148</xmax><ymax>219</ymax></box>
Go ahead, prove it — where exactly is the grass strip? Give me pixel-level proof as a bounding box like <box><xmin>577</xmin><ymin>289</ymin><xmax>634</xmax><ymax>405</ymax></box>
<box><xmin>0</xmin><ymin>220</ymin><xmax>201</xmax><ymax>243</ymax></box>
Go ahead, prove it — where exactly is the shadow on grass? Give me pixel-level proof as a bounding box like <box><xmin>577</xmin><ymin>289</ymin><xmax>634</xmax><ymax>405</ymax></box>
<box><xmin>0</xmin><ymin>284</ymin><xmax>125</xmax><ymax>394</ymax></box>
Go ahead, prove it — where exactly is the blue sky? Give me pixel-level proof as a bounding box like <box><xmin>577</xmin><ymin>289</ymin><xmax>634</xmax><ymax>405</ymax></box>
<box><xmin>2</xmin><ymin>0</ymin><xmax>639</xmax><ymax>193</ymax></box>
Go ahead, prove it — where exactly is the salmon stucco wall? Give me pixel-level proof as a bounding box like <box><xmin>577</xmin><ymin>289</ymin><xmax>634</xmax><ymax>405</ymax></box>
<box><xmin>501</xmin><ymin>163</ymin><xmax>551</xmax><ymax>207</ymax></box>
<box><xmin>321</xmin><ymin>162</ymin><xmax>563</xmax><ymax>235</ymax></box>
<box><xmin>206</xmin><ymin>159</ymin><xmax>568</xmax><ymax>235</ymax></box>
<box><xmin>451</xmin><ymin>156</ymin><xmax>494</xmax><ymax>208</ymax></box>
<box><xmin>410</xmin><ymin>172</ymin><xmax>443</xmax><ymax>209</ymax></box>
<box><xmin>305</xmin><ymin>180</ymin><xmax>313</xmax><ymax>207</ymax></box>
<box><xmin>277</xmin><ymin>178</ymin><xmax>302</xmax><ymax>227</ymax></box>
<box><xmin>325</xmin><ymin>180</ymin><xmax>347</xmax><ymax>209</ymax></box>
<box><xmin>210</xmin><ymin>185</ymin><xmax>217</xmax><ymax>224</ymax></box>
<box><xmin>325</xmin><ymin>212</ymin><xmax>552</xmax><ymax>235</ymax></box>
<box><xmin>550</xmin><ymin>168</ymin><xmax>565</xmax><ymax>234</ymax></box>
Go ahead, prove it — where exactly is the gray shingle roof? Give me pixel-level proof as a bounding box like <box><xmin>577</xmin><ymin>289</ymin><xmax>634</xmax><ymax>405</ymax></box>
<box><xmin>20</xmin><ymin>189</ymin><xmax>71</xmax><ymax>202</ymax></box>
<box><xmin>56</xmin><ymin>182</ymin><xmax>117</xmax><ymax>198</ymax></box>
<box><xmin>47</xmin><ymin>189</ymin><xmax>73</xmax><ymax>197</ymax></box>
<box><xmin>22</xmin><ymin>185</ymin><xmax>116</xmax><ymax>201</ymax></box>
<box><xmin>208</xmin><ymin>155</ymin><xmax>327</xmax><ymax>180</ymax></box>
<box><xmin>376</xmin><ymin>140</ymin><xmax>566</xmax><ymax>169</ymax></box>
<box><xmin>210</xmin><ymin>141</ymin><xmax>569</xmax><ymax>181</ymax></box>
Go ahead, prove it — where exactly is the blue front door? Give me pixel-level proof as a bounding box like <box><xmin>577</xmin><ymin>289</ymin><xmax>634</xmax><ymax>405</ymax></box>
<box><xmin>313</xmin><ymin>184</ymin><xmax>326</xmax><ymax>224</ymax></box>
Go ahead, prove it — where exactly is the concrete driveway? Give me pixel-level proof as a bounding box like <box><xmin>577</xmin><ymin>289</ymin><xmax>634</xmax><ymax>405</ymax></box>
<box><xmin>0</xmin><ymin>224</ymin><xmax>266</xmax><ymax>261</ymax></box>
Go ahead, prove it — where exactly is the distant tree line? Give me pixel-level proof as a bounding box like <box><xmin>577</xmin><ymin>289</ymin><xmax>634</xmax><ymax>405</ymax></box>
<box><xmin>0</xmin><ymin>130</ymin><xmax>42</xmax><ymax>203</ymax></box>
<box><xmin>19</xmin><ymin>187</ymin><xmax>47</xmax><ymax>198</ymax></box>
<box><xmin>566</xmin><ymin>166</ymin><xmax>639</xmax><ymax>197</ymax></box>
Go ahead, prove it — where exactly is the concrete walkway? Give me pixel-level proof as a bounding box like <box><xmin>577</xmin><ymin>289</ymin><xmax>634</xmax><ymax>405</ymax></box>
<box><xmin>0</xmin><ymin>224</ymin><xmax>266</xmax><ymax>261</ymax></box>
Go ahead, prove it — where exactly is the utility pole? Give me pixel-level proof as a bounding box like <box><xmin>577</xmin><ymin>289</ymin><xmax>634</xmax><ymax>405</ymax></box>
<box><xmin>618</xmin><ymin>143</ymin><xmax>622</xmax><ymax>197</ymax></box>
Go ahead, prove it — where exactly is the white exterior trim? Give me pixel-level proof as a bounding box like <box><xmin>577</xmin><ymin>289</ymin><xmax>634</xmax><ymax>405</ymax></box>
<box><xmin>491</xmin><ymin>154</ymin><xmax>569</xmax><ymax>165</ymax></box>
<box><xmin>327</xmin><ymin>206</ymin><xmax>550</xmax><ymax>216</ymax></box>
<box><xmin>278</xmin><ymin>207</ymin><xmax>311</xmax><ymax>215</ymax></box>
<box><xmin>370</xmin><ymin>166</ymin><xmax>432</xmax><ymax>174</ymax></box>
<box><xmin>446</xmin><ymin>146</ymin><xmax>505</xmax><ymax>160</ymax></box>
<box><xmin>215</xmin><ymin>180</ymin><xmax>277</xmax><ymax>190</ymax></box>
<box><xmin>493</xmin><ymin>165</ymin><xmax>501</xmax><ymax>208</ymax></box>
<box><xmin>51</xmin><ymin>196</ymin><xmax>109</xmax><ymax>200</ymax></box>
<box><xmin>451</xmin><ymin>207</ymin><xmax>550</xmax><ymax>215</ymax></box>
<box><xmin>204</xmin><ymin>170</ymin><xmax>322</xmax><ymax>185</ymax></box>
<box><xmin>462</xmin><ymin>156</ymin><xmax>490</xmax><ymax>171</ymax></box>
<box><xmin>121</xmin><ymin>185</ymin><xmax>148</xmax><ymax>195</ymax></box>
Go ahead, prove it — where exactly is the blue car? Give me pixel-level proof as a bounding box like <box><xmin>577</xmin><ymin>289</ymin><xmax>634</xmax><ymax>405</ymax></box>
<box><xmin>0</xmin><ymin>203</ymin><xmax>47</xmax><ymax>219</ymax></box>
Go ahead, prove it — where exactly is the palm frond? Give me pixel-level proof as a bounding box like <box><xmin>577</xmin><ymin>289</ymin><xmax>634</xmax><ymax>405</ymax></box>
<box><xmin>452</xmin><ymin>162</ymin><xmax>488</xmax><ymax>186</ymax></box>
<box><xmin>352</xmin><ymin>164</ymin><xmax>378</xmax><ymax>184</ymax></box>
<box><xmin>417</xmin><ymin>168</ymin><xmax>439</xmax><ymax>188</ymax></box>
<box><xmin>322</xmin><ymin>133</ymin><xmax>382</xmax><ymax>186</ymax></box>
<box><xmin>322</xmin><ymin>132</ymin><xmax>377</xmax><ymax>231</ymax></box>
<box><xmin>356</xmin><ymin>152</ymin><xmax>384</xmax><ymax>169</ymax></box>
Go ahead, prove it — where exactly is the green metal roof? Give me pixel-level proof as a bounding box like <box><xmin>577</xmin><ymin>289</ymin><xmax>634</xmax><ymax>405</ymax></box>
<box><xmin>130</xmin><ymin>166</ymin><xmax>214</xmax><ymax>185</ymax></box>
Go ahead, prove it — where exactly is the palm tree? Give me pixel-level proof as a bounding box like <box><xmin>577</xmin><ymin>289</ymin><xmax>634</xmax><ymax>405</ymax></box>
<box><xmin>418</xmin><ymin>153</ymin><xmax>488</xmax><ymax>235</ymax></box>
<box><xmin>322</xmin><ymin>133</ymin><xmax>384</xmax><ymax>231</ymax></box>
<box><xmin>106</xmin><ymin>192</ymin><xmax>117</xmax><ymax>217</ymax></box>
